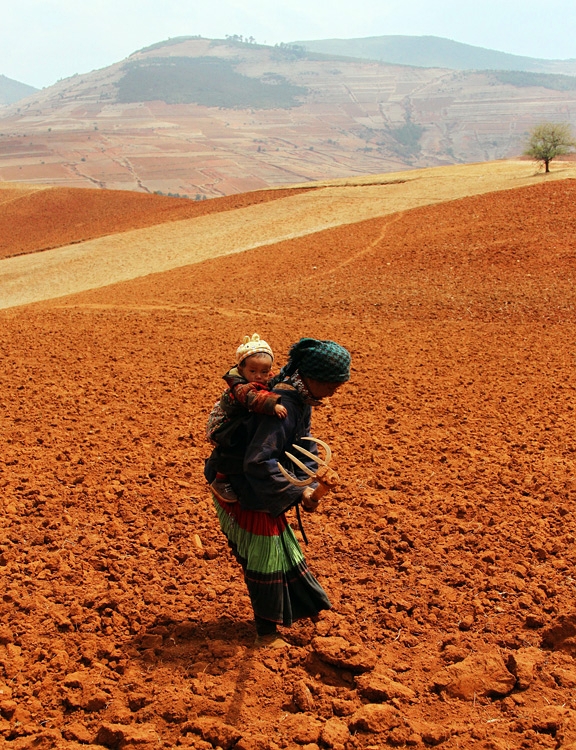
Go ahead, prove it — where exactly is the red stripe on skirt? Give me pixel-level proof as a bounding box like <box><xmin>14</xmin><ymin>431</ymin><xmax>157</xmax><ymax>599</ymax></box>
<box><xmin>215</xmin><ymin>496</ymin><xmax>288</xmax><ymax>537</ymax></box>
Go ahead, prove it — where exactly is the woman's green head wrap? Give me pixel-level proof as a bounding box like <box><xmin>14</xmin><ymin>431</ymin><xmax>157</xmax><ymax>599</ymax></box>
<box><xmin>278</xmin><ymin>338</ymin><xmax>351</xmax><ymax>383</ymax></box>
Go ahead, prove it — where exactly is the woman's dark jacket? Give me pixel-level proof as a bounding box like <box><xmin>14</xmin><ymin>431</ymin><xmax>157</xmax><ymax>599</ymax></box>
<box><xmin>204</xmin><ymin>383</ymin><xmax>318</xmax><ymax>517</ymax></box>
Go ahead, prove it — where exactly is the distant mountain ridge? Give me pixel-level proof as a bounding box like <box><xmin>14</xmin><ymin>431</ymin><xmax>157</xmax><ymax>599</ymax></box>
<box><xmin>0</xmin><ymin>74</ymin><xmax>38</xmax><ymax>106</ymax></box>
<box><xmin>2</xmin><ymin>34</ymin><xmax>576</xmax><ymax>104</ymax></box>
<box><xmin>291</xmin><ymin>35</ymin><xmax>576</xmax><ymax>76</ymax></box>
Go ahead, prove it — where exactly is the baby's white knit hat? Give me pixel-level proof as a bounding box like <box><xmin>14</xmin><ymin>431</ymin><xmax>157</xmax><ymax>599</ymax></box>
<box><xmin>236</xmin><ymin>333</ymin><xmax>274</xmax><ymax>365</ymax></box>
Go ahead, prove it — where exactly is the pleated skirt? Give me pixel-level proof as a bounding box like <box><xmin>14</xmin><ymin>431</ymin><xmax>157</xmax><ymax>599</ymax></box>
<box><xmin>213</xmin><ymin>495</ymin><xmax>331</xmax><ymax>626</ymax></box>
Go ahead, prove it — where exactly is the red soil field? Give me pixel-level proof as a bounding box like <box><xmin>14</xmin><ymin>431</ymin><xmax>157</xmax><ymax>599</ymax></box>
<box><xmin>1</xmin><ymin>179</ymin><xmax>576</xmax><ymax>749</ymax></box>
<box><xmin>0</xmin><ymin>185</ymin><xmax>313</xmax><ymax>260</ymax></box>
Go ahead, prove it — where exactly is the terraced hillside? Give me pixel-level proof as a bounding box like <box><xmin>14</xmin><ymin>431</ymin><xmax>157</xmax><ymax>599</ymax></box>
<box><xmin>1</xmin><ymin>37</ymin><xmax>576</xmax><ymax>196</ymax></box>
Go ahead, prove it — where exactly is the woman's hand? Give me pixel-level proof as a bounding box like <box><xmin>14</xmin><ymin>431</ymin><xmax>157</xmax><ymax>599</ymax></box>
<box><xmin>301</xmin><ymin>486</ymin><xmax>319</xmax><ymax>512</ymax></box>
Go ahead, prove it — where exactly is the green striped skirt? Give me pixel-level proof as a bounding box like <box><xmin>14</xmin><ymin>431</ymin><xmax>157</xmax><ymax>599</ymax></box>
<box><xmin>213</xmin><ymin>495</ymin><xmax>331</xmax><ymax>626</ymax></box>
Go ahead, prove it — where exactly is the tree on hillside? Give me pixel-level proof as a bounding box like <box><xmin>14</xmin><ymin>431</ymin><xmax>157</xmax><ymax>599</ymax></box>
<box><xmin>523</xmin><ymin>122</ymin><xmax>576</xmax><ymax>172</ymax></box>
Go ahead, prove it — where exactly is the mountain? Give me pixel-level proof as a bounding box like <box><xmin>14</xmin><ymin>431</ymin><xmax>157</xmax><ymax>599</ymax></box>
<box><xmin>0</xmin><ymin>36</ymin><xmax>575</xmax><ymax>197</ymax></box>
<box><xmin>291</xmin><ymin>35</ymin><xmax>576</xmax><ymax>76</ymax></box>
<box><xmin>0</xmin><ymin>74</ymin><xmax>38</xmax><ymax>105</ymax></box>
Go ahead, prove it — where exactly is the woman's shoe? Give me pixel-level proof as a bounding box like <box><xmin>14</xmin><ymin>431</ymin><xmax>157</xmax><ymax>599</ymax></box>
<box><xmin>254</xmin><ymin>633</ymin><xmax>290</xmax><ymax>649</ymax></box>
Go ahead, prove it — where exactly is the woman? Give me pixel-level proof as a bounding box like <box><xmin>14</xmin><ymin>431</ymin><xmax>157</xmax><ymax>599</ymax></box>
<box><xmin>204</xmin><ymin>337</ymin><xmax>351</xmax><ymax>647</ymax></box>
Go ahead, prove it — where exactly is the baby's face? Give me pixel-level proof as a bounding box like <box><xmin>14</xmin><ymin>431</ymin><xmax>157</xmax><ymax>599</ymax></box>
<box><xmin>239</xmin><ymin>353</ymin><xmax>273</xmax><ymax>384</ymax></box>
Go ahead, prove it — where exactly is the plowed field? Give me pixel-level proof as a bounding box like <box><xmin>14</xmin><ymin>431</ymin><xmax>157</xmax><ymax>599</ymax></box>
<box><xmin>0</xmin><ymin>185</ymin><xmax>313</xmax><ymax>260</ymax></box>
<box><xmin>1</xmin><ymin>172</ymin><xmax>576</xmax><ymax>749</ymax></box>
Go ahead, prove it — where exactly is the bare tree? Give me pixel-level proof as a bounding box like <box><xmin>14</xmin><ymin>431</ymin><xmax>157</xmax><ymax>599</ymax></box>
<box><xmin>524</xmin><ymin>122</ymin><xmax>576</xmax><ymax>173</ymax></box>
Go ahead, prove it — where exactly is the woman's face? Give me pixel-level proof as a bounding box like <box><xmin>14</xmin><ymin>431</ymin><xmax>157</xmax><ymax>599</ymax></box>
<box><xmin>303</xmin><ymin>378</ymin><xmax>344</xmax><ymax>400</ymax></box>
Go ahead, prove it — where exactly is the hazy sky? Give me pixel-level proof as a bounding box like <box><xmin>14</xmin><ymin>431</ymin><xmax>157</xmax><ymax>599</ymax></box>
<box><xmin>3</xmin><ymin>0</ymin><xmax>576</xmax><ymax>89</ymax></box>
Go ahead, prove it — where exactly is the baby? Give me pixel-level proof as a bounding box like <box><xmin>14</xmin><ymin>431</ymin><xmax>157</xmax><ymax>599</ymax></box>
<box><xmin>207</xmin><ymin>333</ymin><xmax>287</xmax><ymax>503</ymax></box>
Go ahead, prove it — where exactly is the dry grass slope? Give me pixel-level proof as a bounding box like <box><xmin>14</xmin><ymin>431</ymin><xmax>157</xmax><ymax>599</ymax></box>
<box><xmin>2</xmin><ymin>159</ymin><xmax>576</xmax><ymax>309</ymax></box>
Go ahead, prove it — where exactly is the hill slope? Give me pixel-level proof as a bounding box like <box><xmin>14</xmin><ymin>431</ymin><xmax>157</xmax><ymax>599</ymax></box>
<box><xmin>0</xmin><ymin>183</ymin><xmax>312</xmax><ymax>260</ymax></box>
<box><xmin>1</xmin><ymin>37</ymin><xmax>576</xmax><ymax>196</ymax></box>
<box><xmin>0</xmin><ymin>73</ymin><xmax>38</xmax><ymax>105</ymax></box>
<box><xmin>3</xmin><ymin>159</ymin><xmax>576</xmax><ymax>309</ymax></box>
<box><xmin>1</xmin><ymin>172</ymin><xmax>576</xmax><ymax>748</ymax></box>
